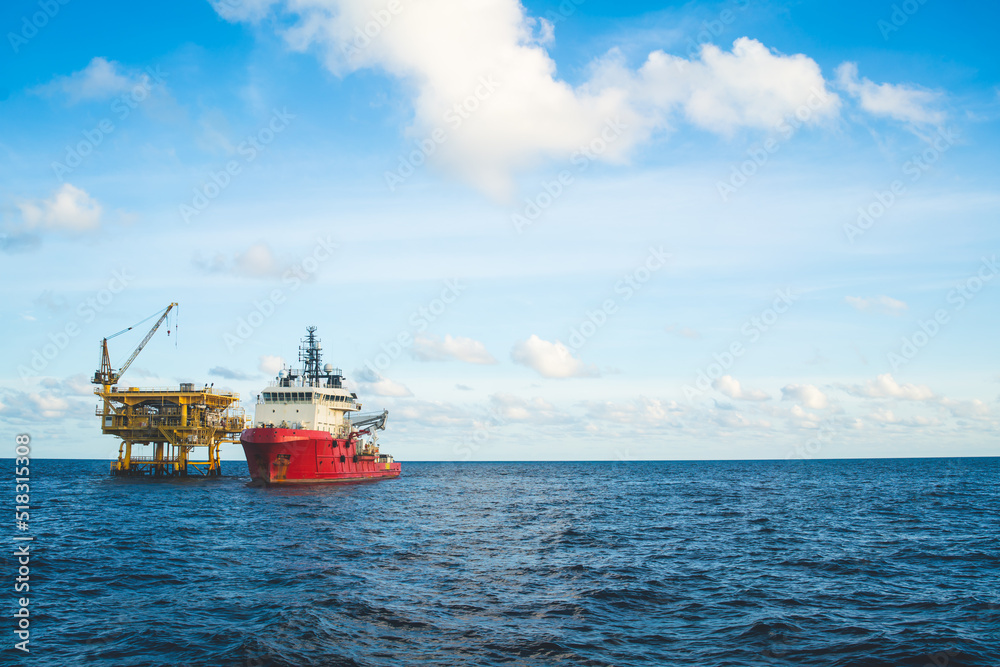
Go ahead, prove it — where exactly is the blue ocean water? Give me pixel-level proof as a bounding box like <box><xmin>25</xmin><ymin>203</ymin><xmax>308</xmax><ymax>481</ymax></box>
<box><xmin>8</xmin><ymin>457</ymin><xmax>1000</xmax><ymax>666</ymax></box>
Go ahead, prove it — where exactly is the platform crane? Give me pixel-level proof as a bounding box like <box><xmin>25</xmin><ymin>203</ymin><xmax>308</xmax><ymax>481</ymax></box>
<box><xmin>92</xmin><ymin>302</ymin><xmax>177</xmax><ymax>389</ymax></box>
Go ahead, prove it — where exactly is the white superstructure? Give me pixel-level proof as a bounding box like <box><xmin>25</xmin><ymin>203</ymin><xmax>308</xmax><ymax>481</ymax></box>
<box><xmin>254</xmin><ymin>371</ymin><xmax>361</xmax><ymax>434</ymax></box>
<box><xmin>252</xmin><ymin>328</ymin><xmax>362</xmax><ymax>433</ymax></box>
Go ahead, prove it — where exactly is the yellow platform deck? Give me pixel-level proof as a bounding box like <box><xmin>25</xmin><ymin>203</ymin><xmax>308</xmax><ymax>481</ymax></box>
<box><xmin>96</xmin><ymin>385</ymin><xmax>247</xmax><ymax>477</ymax></box>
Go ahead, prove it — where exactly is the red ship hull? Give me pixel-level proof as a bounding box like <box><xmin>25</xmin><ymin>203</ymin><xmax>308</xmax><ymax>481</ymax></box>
<box><xmin>240</xmin><ymin>427</ymin><xmax>401</xmax><ymax>485</ymax></box>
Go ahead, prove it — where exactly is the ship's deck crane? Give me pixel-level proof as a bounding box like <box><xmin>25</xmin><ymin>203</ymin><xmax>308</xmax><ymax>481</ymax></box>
<box><xmin>349</xmin><ymin>409</ymin><xmax>389</xmax><ymax>433</ymax></box>
<box><xmin>92</xmin><ymin>302</ymin><xmax>177</xmax><ymax>388</ymax></box>
<box><xmin>349</xmin><ymin>409</ymin><xmax>389</xmax><ymax>454</ymax></box>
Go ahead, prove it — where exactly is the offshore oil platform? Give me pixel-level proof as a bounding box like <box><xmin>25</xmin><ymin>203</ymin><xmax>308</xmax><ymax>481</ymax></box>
<box><xmin>93</xmin><ymin>303</ymin><xmax>247</xmax><ymax>477</ymax></box>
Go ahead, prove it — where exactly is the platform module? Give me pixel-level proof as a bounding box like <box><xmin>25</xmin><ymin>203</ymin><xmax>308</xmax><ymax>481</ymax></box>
<box><xmin>92</xmin><ymin>303</ymin><xmax>247</xmax><ymax>477</ymax></box>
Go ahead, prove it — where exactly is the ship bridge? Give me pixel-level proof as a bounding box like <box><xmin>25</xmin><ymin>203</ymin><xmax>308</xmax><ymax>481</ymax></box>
<box><xmin>253</xmin><ymin>327</ymin><xmax>363</xmax><ymax>433</ymax></box>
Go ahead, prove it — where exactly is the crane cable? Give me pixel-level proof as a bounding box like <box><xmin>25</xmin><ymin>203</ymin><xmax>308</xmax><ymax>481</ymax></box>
<box><xmin>107</xmin><ymin>304</ymin><xmax>174</xmax><ymax>368</ymax></box>
<box><xmin>106</xmin><ymin>305</ymin><xmax>170</xmax><ymax>340</ymax></box>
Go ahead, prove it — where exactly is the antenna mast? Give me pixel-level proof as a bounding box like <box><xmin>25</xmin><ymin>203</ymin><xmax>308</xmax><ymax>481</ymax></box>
<box><xmin>299</xmin><ymin>326</ymin><xmax>322</xmax><ymax>384</ymax></box>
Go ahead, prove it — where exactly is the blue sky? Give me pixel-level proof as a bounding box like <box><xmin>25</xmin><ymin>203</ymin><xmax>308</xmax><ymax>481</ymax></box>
<box><xmin>1</xmin><ymin>0</ymin><xmax>998</xmax><ymax>461</ymax></box>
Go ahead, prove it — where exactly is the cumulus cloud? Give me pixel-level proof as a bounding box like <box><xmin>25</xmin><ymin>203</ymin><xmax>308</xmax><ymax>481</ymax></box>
<box><xmin>394</xmin><ymin>399</ymin><xmax>470</xmax><ymax>427</ymax></box>
<box><xmin>258</xmin><ymin>355</ymin><xmax>285</xmax><ymax>375</ymax></box>
<box><xmin>511</xmin><ymin>335</ymin><xmax>598</xmax><ymax>378</ymax></box>
<box><xmin>940</xmin><ymin>398</ymin><xmax>991</xmax><ymax>421</ymax></box>
<box><xmin>17</xmin><ymin>184</ymin><xmax>102</xmax><ymax>232</ymax></box>
<box><xmin>714</xmin><ymin>412</ymin><xmax>771</xmax><ymax>429</ymax></box>
<box><xmin>866</xmin><ymin>408</ymin><xmax>939</xmax><ymax>427</ymax></box>
<box><xmin>39</xmin><ymin>374</ymin><xmax>94</xmax><ymax>397</ymax></box>
<box><xmin>836</xmin><ymin>62</ymin><xmax>945</xmax><ymax>126</ymax></box>
<box><xmin>354</xmin><ymin>366</ymin><xmax>413</xmax><ymax>397</ymax></box>
<box><xmin>845</xmin><ymin>295</ymin><xmax>908</xmax><ymax>316</ymax></box>
<box><xmin>412</xmin><ymin>334</ymin><xmax>497</xmax><ymax>364</ymax></box>
<box><xmin>488</xmin><ymin>393</ymin><xmax>566</xmax><ymax>423</ymax></box>
<box><xmin>28</xmin><ymin>393</ymin><xmax>71</xmax><ymax>419</ymax></box>
<box><xmin>788</xmin><ymin>404</ymin><xmax>821</xmax><ymax>427</ymax></box>
<box><xmin>845</xmin><ymin>373</ymin><xmax>934</xmax><ymax>401</ymax></box>
<box><xmin>713</xmin><ymin>375</ymin><xmax>770</xmax><ymax>401</ymax></box>
<box><xmin>235</xmin><ymin>243</ymin><xmax>283</xmax><ymax>277</ymax></box>
<box><xmin>214</xmin><ymin>1</ymin><xmax>845</xmax><ymax>197</ymax></box>
<box><xmin>627</xmin><ymin>38</ymin><xmax>839</xmax><ymax>134</ymax></box>
<box><xmin>581</xmin><ymin>396</ymin><xmax>687</xmax><ymax>429</ymax></box>
<box><xmin>35</xmin><ymin>57</ymin><xmax>141</xmax><ymax>103</ymax></box>
<box><xmin>210</xmin><ymin>366</ymin><xmax>253</xmax><ymax>380</ymax></box>
<box><xmin>0</xmin><ymin>385</ymin><xmax>88</xmax><ymax>420</ymax></box>
<box><xmin>193</xmin><ymin>242</ymin><xmax>295</xmax><ymax>279</ymax></box>
<box><xmin>781</xmin><ymin>383</ymin><xmax>829</xmax><ymax>409</ymax></box>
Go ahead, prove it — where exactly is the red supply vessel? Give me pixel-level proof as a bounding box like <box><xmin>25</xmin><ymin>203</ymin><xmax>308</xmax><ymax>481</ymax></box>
<box><xmin>240</xmin><ymin>327</ymin><xmax>400</xmax><ymax>485</ymax></box>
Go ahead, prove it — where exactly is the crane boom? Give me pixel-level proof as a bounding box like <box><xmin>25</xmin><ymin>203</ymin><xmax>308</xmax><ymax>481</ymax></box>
<box><xmin>93</xmin><ymin>302</ymin><xmax>177</xmax><ymax>386</ymax></box>
<box><xmin>349</xmin><ymin>409</ymin><xmax>389</xmax><ymax>432</ymax></box>
<box><xmin>118</xmin><ymin>303</ymin><xmax>176</xmax><ymax>379</ymax></box>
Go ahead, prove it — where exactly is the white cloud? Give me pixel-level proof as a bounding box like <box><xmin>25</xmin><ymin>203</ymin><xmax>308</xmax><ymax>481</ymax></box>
<box><xmin>29</xmin><ymin>393</ymin><xmax>71</xmax><ymax>419</ymax></box>
<box><xmin>714</xmin><ymin>412</ymin><xmax>771</xmax><ymax>429</ymax></box>
<box><xmin>866</xmin><ymin>408</ymin><xmax>939</xmax><ymax>427</ymax></box>
<box><xmin>845</xmin><ymin>373</ymin><xmax>934</xmax><ymax>401</ymax></box>
<box><xmin>258</xmin><ymin>355</ymin><xmax>285</xmax><ymax>375</ymax></box>
<box><xmin>412</xmin><ymin>334</ymin><xmax>497</xmax><ymax>364</ymax></box>
<box><xmin>37</xmin><ymin>57</ymin><xmax>142</xmax><ymax>103</ymax></box>
<box><xmin>210</xmin><ymin>366</ymin><xmax>253</xmax><ymax>380</ymax></box>
<box><xmin>940</xmin><ymin>398</ymin><xmax>991</xmax><ymax>421</ymax></box>
<box><xmin>629</xmin><ymin>38</ymin><xmax>839</xmax><ymax>135</ymax></box>
<box><xmin>511</xmin><ymin>335</ymin><xmax>598</xmax><ymax>378</ymax></box>
<box><xmin>39</xmin><ymin>374</ymin><xmax>94</xmax><ymax>397</ymax></box>
<box><xmin>0</xmin><ymin>385</ymin><xmax>87</xmax><ymax>421</ymax></box>
<box><xmin>781</xmin><ymin>383</ymin><xmax>829</xmax><ymax>409</ymax></box>
<box><xmin>581</xmin><ymin>396</ymin><xmax>687</xmax><ymax>430</ymax></box>
<box><xmin>194</xmin><ymin>242</ymin><xmax>290</xmax><ymax>279</ymax></box>
<box><xmin>845</xmin><ymin>295</ymin><xmax>908</xmax><ymax>316</ymax></box>
<box><xmin>870</xmin><ymin>408</ymin><xmax>901</xmax><ymax>425</ymax></box>
<box><xmin>236</xmin><ymin>243</ymin><xmax>282</xmax><ymax>277</ymax></box>
<box><xmin>216</xmin><ymin>1</ymin><xmax>841</xmax><ymax>198</ymax></box>
<box><xmin>488</xmin><ymin>393</ymin><xmax>565</xmax><ymax>423</ymax></box>
<box><xmin>354</xmin><ymin>367</ymin><xmax>413</xmax><ymax>397</ymax></box>
<box><xmin>17</xmin><ymin>184</ymin><xmax>102</xmax><ymax>232</ymax></box>
<box><xmin>836</xmin><ymin>62</ymin><xmax>945</xmax><ymax>126</ymax></box>
<box><xmin>789</xmin><ymin>404</ymin><xmax>821</xmax><ymax>426</ymax></box>
<box><xmin>366</xmin><ymin>377</ymin><xmax>413</xmax><ymax>397</ymax></box>
<box><xmin>713</xmin><ymin>375</ymin><xmax>769</xmax><ymax>401</ymax></box>
<box><xmin>395</xmin><ymin>399</ymin><xmax>469</xmax><ymax>427</ymax></box>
